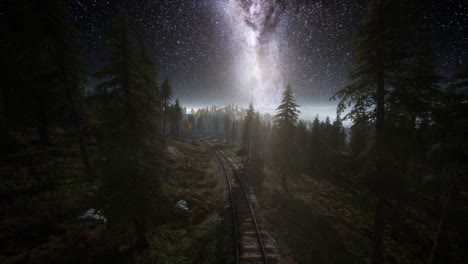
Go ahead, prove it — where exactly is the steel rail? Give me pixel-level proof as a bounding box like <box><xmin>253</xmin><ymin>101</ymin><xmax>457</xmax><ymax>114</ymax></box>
<box><xmin>218</xmin><ymin>150</ymin><xmax>269</xmax><ymax>264</ymax></box>
<box><xmin>207</xmin><ymin>139</ymin><xmax>269</xmax><ymax>264</ymax></box>
<box><xmin>215</xmin><ymin>151</ymin><xmax>240</xmax><ymax>264</ymax></box>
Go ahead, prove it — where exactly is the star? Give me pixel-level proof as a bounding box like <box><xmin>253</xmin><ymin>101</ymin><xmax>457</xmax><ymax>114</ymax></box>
<box><xmin>65</xmin><ymin>0</ymin><xmax>468</xmax><ymax>112</ymax></box>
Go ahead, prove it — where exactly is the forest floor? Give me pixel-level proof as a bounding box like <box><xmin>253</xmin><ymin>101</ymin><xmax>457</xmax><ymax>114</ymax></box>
<box><xmin>258</xmin><ymin>168</ymin><xmax>372</xmax><ymax>264</ymax></box>
<box><xmin>150</xmin><ymin>139</ymin><xmax>468</xmax><ymax>264</ymax></box>
<box><xmin>2</xmin><ymin>135</ymin><xmax>466</xmax><ymax>263</ymax></box>
<box><xmin>0</xmin><ymin>134</ymin><xmax>226</xmax><ymax>263</ymax></box>
<box><xmin>0</xmin><ymin>132</ymin><xmax>102</xmax><ymax>263</ymax></box>
<box><xmin>141</xmin><ymin>138</ymin><xmax>226</xmax><ymax>263</ymax></box>
<box><xmin>256</xmin><ymin>163</ymin><xmax>468</xmax><ymax>264</ymax></box>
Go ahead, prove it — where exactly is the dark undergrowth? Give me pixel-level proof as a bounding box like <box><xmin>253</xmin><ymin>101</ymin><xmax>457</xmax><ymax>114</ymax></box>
<box><xmin>1</xmin><ymin>136</ymin><xmax>226</xmax><ymax>263</ymax></box>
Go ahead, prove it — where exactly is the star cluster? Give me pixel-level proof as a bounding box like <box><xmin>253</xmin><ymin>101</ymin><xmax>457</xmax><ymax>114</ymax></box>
<box><xmin>67</xmin><ymin>0</ymin><xmax>468</xmax><ymax>109</ymax></box>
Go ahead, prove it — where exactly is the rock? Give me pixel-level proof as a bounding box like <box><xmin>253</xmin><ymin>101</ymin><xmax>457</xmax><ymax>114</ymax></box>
<box><xmin>174</xmin><ymin>200</ymin><xmax>189</xmax><ymax>216</ymax></box>
<box><xmin>78</xmin><ymin>208</ymin><xmax>106</xmax><ymax>222</ymax></box>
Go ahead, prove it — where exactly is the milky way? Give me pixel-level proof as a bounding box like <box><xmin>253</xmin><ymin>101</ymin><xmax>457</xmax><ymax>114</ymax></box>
<box><xmin>221</xmin><ymin>0</ymin><xmax>287</xmax><ymax>108</ymax></box>
<box><xmin>64</xmin><ymin>0</ymin><xmax>468</xmax><ymax>114</ymax></box>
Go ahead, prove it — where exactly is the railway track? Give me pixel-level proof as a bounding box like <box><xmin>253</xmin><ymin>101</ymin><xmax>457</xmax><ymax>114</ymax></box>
<box><xmin>207</xmin><ymin>140</ymin><xmax>277</xmax><ymax>264</ymax></box>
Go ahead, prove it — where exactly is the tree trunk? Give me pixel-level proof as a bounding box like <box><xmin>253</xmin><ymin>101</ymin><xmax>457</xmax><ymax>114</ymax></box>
<box><xmin>134</xmin><ymin>219</ymin><xmax>149</xmax><ymax>250</ymax></box>
<box><xmin>281</xmin><ymin>173</ymin><xmax>288</xmax><ymax>193</ymax></box>
<box><xmin>36</xmin><ymin>88</ymin><xmax>50</xmax><ymax>145</ymax></box>
<box><xmin>372</xmin><ymin>0</ymin><xmax>386</xmax><ymax>263</ymax></box>
<box><xmin>163</xmin><ymin>100</ymin><xmax>167</xmax><ymax>135</ymax></box>
<box><xmin>73</xmin><ymin>109</ymin><xmax>94</xmax><ymax>181</ymax></box>
<box><xmin>132</xmin><ymin>219</ymin><xmax>148</xmax><ymax>264</ymax></box>
<box><xmin>56</xmin><ymin>52</ymin><xmax>94</xmax><ymax>181</ymax></box>
<box><xmin>429</xmin><ymin>185</ymin><xmax>456</xmax><ymax>264</ymax></box>
<box><xmin>372</xmin><ymin>197</ymin><xmax>385</xmax><ymax>264</ymax></box>
<box><xmin>1</xmin><ymin>86</ymin><xmax>13</xmax><ymax>148</ymax></box>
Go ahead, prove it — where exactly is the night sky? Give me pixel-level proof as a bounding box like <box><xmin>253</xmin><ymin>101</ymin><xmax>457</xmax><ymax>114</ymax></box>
<box><xmin>67</xmin><ymin>0</ymin><xmax>468</xmax><ymax>113</ymax></box>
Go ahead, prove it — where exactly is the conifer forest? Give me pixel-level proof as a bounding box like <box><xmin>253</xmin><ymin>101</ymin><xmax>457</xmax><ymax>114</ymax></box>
<box><xmin>0</xmin><ymin>0</ymin><xmax>467</xmax><ymax>263</ymax></box>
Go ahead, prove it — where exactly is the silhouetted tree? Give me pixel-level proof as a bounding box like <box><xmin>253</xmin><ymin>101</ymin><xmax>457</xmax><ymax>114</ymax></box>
<box><xmin>196</xmin><ymin>116</ymin><xmax>205</xmax><ymax>134</ymax></box>
<box><xmin>231</xmin><ymin>119</ymin><xmax>238</xmax><ymax>143</ymax></box>
<box><xmin>329</xmin><ymin>115</ymin><xmax>346</xmax><ymax>176</ymax></box>
<box><xmin>296</xmin><ymin>120</ymin><xmax>309</xmax><ymax>171</ymax></box>
<box><xmin>2</xmin><ymin>0</ymin><xmax>68</xmax><ymax>145</ymax></box>
<box><xmin>1</xmin><ymin>0</ymin><xmax>95</xmax><ymax>178</ymax></box>
<box><xmin>170</xmin><ymin>99</ymin><xmax>183</xmax><ymax>140</ymax></box>
<box><xmin>188</xmin><ymin>114</ymin><xmax>195</xmax><ymax>135</ymax></box>
<box><xmin>95</xmin><ymin>10</ymin><xmax>166</xmax><ymax>251</ymax></box>
<box><xmin>224</xmin><ymin>114</ymin><xmax>231</xmax><ymax>143</ymax></box>
<box><xmin>242</xmin><ymin>103</ymin><xmax>255</xmax><ymax>158</ymax></box>
<box><xmin>137</xmin><ymin>36</ymin><xmax>160</xmax><ymax>142</ymax></box>
<box><xmin>250</xmin><ymin>111</ymin><xmax>263</xmax><ymax>159</ymax></box>
<box><xmin>332</xmin><ymin>0</ymin><xmax>411</xmax><ymax>262</ymax></box>
<box><xmin>161</xmin><ymin>77</ymin><xmax>172</xmax><ymax>135</ymax></box>
<box><xmin>309</xmin><ymin>115</ymin><xmax>323</xmax><ymax>172</ymax></box>
<box><xmin>48</xmin><ymin>0</ymin><xmax>95</xmax><ymax>180</ymax></box>
<box><xmin>273</xmin><ymin>84</ymin><xmax>300</xmax><ymax>191</ymax></box>
<box><xmin>428</xmin><ymin>61</ymin><xmax>468</xmax><ymax>263</ymax></box>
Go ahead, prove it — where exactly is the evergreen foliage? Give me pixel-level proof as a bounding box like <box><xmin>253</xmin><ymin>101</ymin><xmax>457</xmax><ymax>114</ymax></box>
<box><xmin>1</xmin><ymin>0</ymin><xmax>94</xmax><ymax>177</ymax></box>
<box><xmin>273</xmin><ymin>84</ymin><xmax>300</xmax><ymax>191</ymax></box>
<box><xmin>242</xmin><ymin>103</ymin><xmax>255</xmax><ymax>158</ymax></box>
<box><xmin>94</xmin><ymin>10</ymin><xmax>167</xmax><ymax>250</ymax></box>
<box><xmin>331</xmin><ymin>1</ymin><xmax>451</xmax><ymax>263</ymax></box>
<box><xmin>161</xmin><ymin>77</ymin><xmax>173</xmax><ymax>135</ymax></box>
<box><xmin>224</xmin><ymin>114</ymin><xmax>231</xmax><ymax>142</ymax></box>
<box><xmin>231</xmin><ymin>119</ymin><xmax>238</xmax><ymax>142</ymax></box>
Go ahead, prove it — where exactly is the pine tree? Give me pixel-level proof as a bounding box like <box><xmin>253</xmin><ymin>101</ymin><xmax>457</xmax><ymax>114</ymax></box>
<box><xmin>197</xmin><ymin>116</ymin><xmax>205</xmax><ymax>134</ymax></box>
<box><xmin>213</xmin><ymin>115</ymin><xmax>220</xmax><ymax>135</ymax></box>
<box><xmin>251</xmin><ymin>111</ymin><xmax>263</xmax><ymax>159</ymax></box>
<box><xmin>2</xmin><ymin>0</ymin><xmax>66</xmax><ymax>145</ymax></box>
<box><xmin>296</xmin><ymin>120</ymin><xmax>309</xmax><ymax>171</ymax></box>
<box><xmin>95</xmin><ymin>10</ymin><xmax>166</xmax><ymax>250</ymax></box>
<box><xmin>331</xmin><ymin>1</ymin><xmax>407</xmax><ymax>262</ymax></box>
<box><xmin>330</xmin><ymin>116</ymin><xmax>346</xmax><ymax>156</ymax></box>
<box><xmin>275</xmin><ymin>85</ymin><xmax>300</xmax><ymax>130</ymax></box>
<box><xmin>451</xmin><ymin>54</ymin><xmax>468</xmax><ymax>91</ymax></box>
<box><xmin>322</xmin><ymin>116</ymin><xmax>333</xmax><ymax>171</ymax></box>
<box><xmin>173</xmin><ymin>99</ymin><xmax>183</xmax><ymax>140</ymax></box>
<box><xmin>247</xmin><ymin>111</ymin><xmax>265</xmax><ymax>191</ymax></box>
<box><xmin>161</xmin><ymin>77</ymin><xmax>173</xmax><ymax>135</ymax></box>
<box><xmin>427</xmin><ymin>57</ymin><xmax>468</xmax><ymax>263</ymax></box>
<box><xmin>273</xmin><ymin>84</ymin><xmax>300</xmax><ymax>191</ymax></box>
<box><xmin>2</xmin><ymin>0</ymin><xmax>94</xmax><ymax>177</ymax></box>
<box><xmin>231</xmin><ymin>120</ymin><xmax>238</xmax><ymax>142</ymax></box>
<box><xmin>309</xmin><ymin>115</ymin><xmax>323</xmax><ymax>172</ymax></box>
<box><xmin>47</xmin><ymin>0</ymin><xmax>95</xmax><ymax>180</ymax></box>
<box><xmin>188</xmin><ymin>114</ymin><xmax>195</xmax><ymax>135</ymax></box>
<box><xmin>224</xmin><ymin>114</ymin><xmax>231</xmax><ymax>143</ymax></box>
<box><xmin>137</xmin><ymin>36</ymin><xmax>160</xmax><ymax>142</ymax></box>
<box><xmin>242</xmin><ymin>103</ymin><xmax>255</xmax><ymax>158</ymax></box>
<box><xmin>350</xmin><ymin>118</ymin><xmax>372</xmax><ymax>159</ymax></box>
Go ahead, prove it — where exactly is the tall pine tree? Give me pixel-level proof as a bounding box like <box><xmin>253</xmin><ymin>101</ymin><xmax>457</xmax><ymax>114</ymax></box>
<box><xmin>95</xmin><ymin>10</ymin><xmax>166</xmax><ymax>250</ymax></box>
<box><xmin>273</xmin><ymin>84</ymin><xmax>300</xmax><ymax>191</ymax></box>
<box><xmin>331</xmin><ymin>1</ymin><xmax>408</xmax><ymax>262</ymax></box>
<box><xmin>2</xmin><ymin>0</ymin><xmax>94</xmax><ymax>178</ymax></box>
<box><xmin>242</xmin><ymin>103</ymin><xmax>255</xmax><ymax>159</ymax></box>
<box><xmin>160</xmin><ymin>77</ymin><xmax>173</xmax><ymax>135</ymax></box>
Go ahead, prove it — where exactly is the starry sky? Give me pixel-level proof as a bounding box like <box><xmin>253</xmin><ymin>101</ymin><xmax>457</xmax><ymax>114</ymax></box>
<box><xmin>67</xmin><ymin>0</ymin><xmax>468</xmax><ymax>113</ymax></box>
